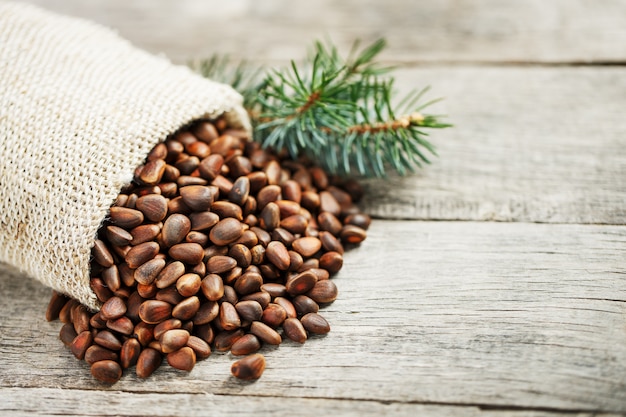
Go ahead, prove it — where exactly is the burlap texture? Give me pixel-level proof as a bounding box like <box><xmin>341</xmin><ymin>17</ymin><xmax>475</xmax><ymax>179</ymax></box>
<box><xmin>0</xmin><ymin>2</ymin><xmax>250</xmax><ymax>310</ymax></box>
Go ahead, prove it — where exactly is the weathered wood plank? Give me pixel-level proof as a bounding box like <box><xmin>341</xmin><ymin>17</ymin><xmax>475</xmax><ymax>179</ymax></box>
<box><xmin>0</xmin><ymin>388</ymin><xmax>621</xmax><ymax>417</ymax></box>
<box><xmin>1</xmin><ymin>221</ymin><xmax>625</xmax><ymax>413</ymax></box>
<box><xmin>360</xmin><ymin>66</ymin><xmax>626</xmax><ymax>224</ymax></box>
<box><xmin>15</xmin><ymin>0</ymin><xmax>626</xmax><ymax>64</ymax></box>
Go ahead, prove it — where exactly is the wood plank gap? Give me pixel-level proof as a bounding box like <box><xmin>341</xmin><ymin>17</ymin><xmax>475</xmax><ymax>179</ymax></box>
<box><xmin>4</xmin><ymin>385</ymin><xmax>617</xmax><ymax>415</ymax></box>
<box><xmin>364</xmin><ymin>217</ymin><xmax>626</xmax><ymax>227</ymax></box>
<box><xmin>211</xmin><ymin>392</ymin><xmax>622</xmax><ymax>414</ymax></box>
<box><xmin>390</xmin><ymin>60</ymin><xmax>626</xmax><ymax>68</ymax></box>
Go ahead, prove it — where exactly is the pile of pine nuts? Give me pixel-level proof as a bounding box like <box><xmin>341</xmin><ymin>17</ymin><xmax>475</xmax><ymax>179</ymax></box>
<box><xmin>46</xmin><ymin>118</ymin><xmax>370</xmax><ymax>383</ymax></box>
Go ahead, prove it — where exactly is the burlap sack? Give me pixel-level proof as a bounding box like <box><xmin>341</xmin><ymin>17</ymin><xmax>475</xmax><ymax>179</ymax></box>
<box><xmin>0</xmin><ymin>2</ymin><xmax>250</xmax><ymax>310</ymax></box>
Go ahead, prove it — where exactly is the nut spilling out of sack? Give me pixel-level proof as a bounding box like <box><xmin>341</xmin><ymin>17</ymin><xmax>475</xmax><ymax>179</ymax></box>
<box><xmin>46</xmin><ymin>117</ymin><xmax>370</xmax><ymax>383</ymax></box>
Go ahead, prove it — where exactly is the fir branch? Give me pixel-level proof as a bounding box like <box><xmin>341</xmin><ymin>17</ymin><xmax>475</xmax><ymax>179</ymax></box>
<box><xmin>192</xmin><ymin>39</ymin><xmax>451</xmax><ymax>178</ymax></box>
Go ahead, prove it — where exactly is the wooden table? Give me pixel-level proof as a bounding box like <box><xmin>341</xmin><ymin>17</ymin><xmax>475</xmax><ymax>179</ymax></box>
<box><xmin>2</xmin><ymin>1</ymin><xmax>625</xmax><ymax>415</ymax></box>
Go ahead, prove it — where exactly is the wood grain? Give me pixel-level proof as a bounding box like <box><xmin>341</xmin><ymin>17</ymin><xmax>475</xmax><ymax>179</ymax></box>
<box><xmin>15</xmin><ymin>0</ymin><xmax>626</xmax><ymax>64</ymax></box>
<box><xmin>2</xmin><ymin>221</ymin><xmax>625</xmax><ymax>414</ymax></box>
<box><xmin>360</xmin><ymin>66</ymin><xmax>626</xmax><ymax>224</ymax></box>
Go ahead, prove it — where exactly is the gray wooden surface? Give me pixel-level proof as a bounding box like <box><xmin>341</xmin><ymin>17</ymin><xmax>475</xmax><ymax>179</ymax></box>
<box><xmin>2</xmin><ymin>1</ymin><xmax>625</xmax><ymax>416</ymax></box>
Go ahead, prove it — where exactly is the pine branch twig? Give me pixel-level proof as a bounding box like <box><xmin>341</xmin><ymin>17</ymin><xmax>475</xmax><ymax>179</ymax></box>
<box><xmin>191</xmin><ymin>38</ymin><xmax>451</xmax><ymax>177</ymax></box>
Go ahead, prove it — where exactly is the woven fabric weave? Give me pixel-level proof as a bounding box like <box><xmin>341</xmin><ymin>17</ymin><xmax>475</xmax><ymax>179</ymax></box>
<box><xmin>0</xmin><ymin>2</ymin><xmax>249</xmax><ymax>310</ymax></box>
